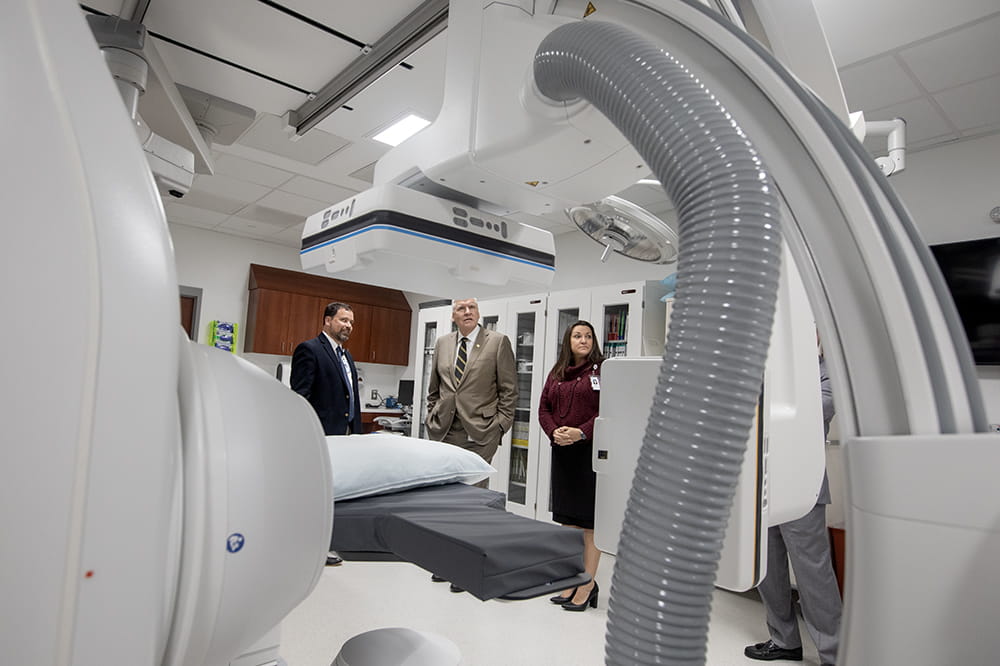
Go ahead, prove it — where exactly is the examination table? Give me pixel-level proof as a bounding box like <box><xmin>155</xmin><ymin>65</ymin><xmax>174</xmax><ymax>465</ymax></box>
<box><xmin>329</xmin><ymin>483</ymin><xmax>589</xmax><ymax>601</ymax></box>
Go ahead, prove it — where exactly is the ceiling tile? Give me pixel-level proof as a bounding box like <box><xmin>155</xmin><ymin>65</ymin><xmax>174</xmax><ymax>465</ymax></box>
<box><xmin>213</xmin><ymin>154</ymin><xmax>295</xmax><ymax>188</ymax></box>
<box><xmin>175</xmin><ymin>191</ymin><xmax>241</xmax><ymax>216</ymax></box>
<box><xmin>152</xmin><ymin>38</ymin><xmax>306</xmax><ymax>118</ymax></box>
<box><xmin>278</xmin><ymin>0</ymin><xmax>431</xmax><ymax>44</ymax></box>
<box><xmin>240</xmin><ymin>113</ymin><xmax>351</xmax><ymax>165</ymax></box>
<box><xmin>814</xmin><ymin>0</ymin><xmax>1000</xmax><ymax>66</ymax></box>
<box><xmin>180</xmin><ymin>174</ymin><xmax>270</xmax><ymax>214</ymax></box>
<box><xmin>163</xmin><ymin>202</ymin><xmax>228</xmax><ymax>228</ymax></box>
<box><xmin>838</xmin><ymin>56</ymin><xmax>923</xmax><ymax>112</ymax></box>
<box><xmin>217</xmin><ymin>216</ymin><xmax>287</xmax><ymax>238</ymax></box>
<box><xmin>192</xmin><ymin>173</ymin><xmax>271</xmax><ymax>200</ymax></box>
<box><xmin>233</xmin><ymin>203</ymin><xmax>306</xmax><ymax>229</ymax></box>
<box><xmin>144</xmin><ymin>0</ymin><xmax>362</xmax><ymax>95</ymax></box>
<box><xmin>349</xmin><ymin>161</ymin><xmax>378</xmax><ymax>185</ymax></box>
<box><xmin>899</xmin><ymin>16</ymin><xmax>1000</xmax><ymax>93</ymax></box>
<box><xmin>256</xmin><ymin>189</ymin><xmax>328</xmax><ymax>217</ymax></box>
<box><xmin>934</xmin><ymin>76</ymin><xmax>1000</xmax><ymax>131</ymax></box>
<box><xmin>316</xmin><ymin>142</ymin><xmax>390</xmax><ymax>187</ymax></box>
<box><xmin>271</xmin><ymin>223</ymin><xmax>308</xmax><ymax>249</ymax></box>
<box><xmin>279</xmin><ymin>176</ymin><xmax>358</xmax><ymax>204</ymax></box>
<box><xmin>861</xmin><ymin>97</ymin><xmax>956</xmax><ymax>145</ymax></box>
<box><xmin>314</xmin><ymin>32</ymin><xmax>447</xmax><ymax>140</ymax></box>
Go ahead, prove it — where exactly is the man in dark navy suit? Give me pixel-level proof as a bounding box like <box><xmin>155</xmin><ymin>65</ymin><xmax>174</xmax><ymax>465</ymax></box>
<box><xmin>291</xmin><ymin>302</ymin><xmax>363</xmax><ymax>437</ymax></box>
<box><xmin>291</xmin><ymin>301</ymin><xmax>363</xmax><ymax>567</ymax></box>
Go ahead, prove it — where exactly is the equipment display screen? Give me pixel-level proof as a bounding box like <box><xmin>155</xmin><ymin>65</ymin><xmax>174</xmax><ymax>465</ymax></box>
<box><xmin>931</xmin><ymin>236</ymin><xmax>1000</xmax><ymax>365</ymax></box>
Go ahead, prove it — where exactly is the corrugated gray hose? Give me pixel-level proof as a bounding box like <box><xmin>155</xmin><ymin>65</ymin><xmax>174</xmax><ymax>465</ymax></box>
<box><xmin>534</xmin><ymin>21</ymin><xmax>782</xmax><ymax>665</ymax></box>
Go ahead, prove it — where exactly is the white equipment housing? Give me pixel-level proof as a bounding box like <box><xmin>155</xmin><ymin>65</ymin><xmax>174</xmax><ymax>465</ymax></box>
<box><xmin>301</xmin><ymin>184</ymin><xmax>555</xmax><ymax>298</ymax></box>
<box><xmin>2</xmin><ymin>3</ymin><xmax>332</xmax><ymax>664</ymax></box>
<box><xmin>594</xmin><ymin>248</ymin><xmax>825</xmax><ymax>591</ymax></box>
<box><xmin>374</xmin><ymin>1</ymin><xmax>648</xmax><ymax>217</ymax></box>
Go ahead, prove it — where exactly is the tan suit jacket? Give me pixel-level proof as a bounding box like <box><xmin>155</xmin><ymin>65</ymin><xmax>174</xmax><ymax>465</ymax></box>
<box><xmin>425</xmin><ymin>328</ymin><xmax>517</xmax><ymax>451</ymax></box>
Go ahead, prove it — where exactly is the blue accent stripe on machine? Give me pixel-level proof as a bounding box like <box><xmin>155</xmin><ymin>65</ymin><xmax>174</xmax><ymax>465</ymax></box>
<box><xmin>300</xmin><ymin>209</ymin><xmax>555</xmax><ymax>271</ymax></box>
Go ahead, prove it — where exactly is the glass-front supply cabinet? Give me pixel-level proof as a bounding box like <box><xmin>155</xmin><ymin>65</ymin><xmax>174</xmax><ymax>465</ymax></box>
<box><xmin>508</xmin><ymin>312</ymin><xmax>537</xmax><ymax>504</ymax></box>
<box><xmin>603</xmin><ymin>303</ymin><xmax>630</xmax><ymax>357</ymax></box>
<box><xmin>557</xmin><ymin>308</ymin><xmax>580</xmax><ymax>346</ymax></box>
<box><xmin>418</xmin><ymin>320</ymin><xmax>438</xmax><ymax>439</ymax></box>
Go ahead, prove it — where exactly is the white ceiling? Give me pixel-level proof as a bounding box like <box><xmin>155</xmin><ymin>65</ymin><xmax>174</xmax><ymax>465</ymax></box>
<box><xmin>81</xmin><ymin>0</ymin><xmax>1000</xmax><ymax>249</ymax></box>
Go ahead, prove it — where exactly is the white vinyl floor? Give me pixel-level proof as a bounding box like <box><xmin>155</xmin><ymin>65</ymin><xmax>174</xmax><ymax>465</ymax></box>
<box><xmin>280</xmin><ymin>555</ymin><xmax>823</xmax><ymax>666</ymax></box>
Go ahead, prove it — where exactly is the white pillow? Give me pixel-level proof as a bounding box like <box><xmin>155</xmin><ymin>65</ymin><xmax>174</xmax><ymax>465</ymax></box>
<box><xmin>325</xmin><ymin>433</ymin><xmax>495</xmax><ymax>501</ymax></box>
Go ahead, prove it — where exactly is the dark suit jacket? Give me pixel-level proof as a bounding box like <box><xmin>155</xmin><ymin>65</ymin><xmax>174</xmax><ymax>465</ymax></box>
<box><xmin>290</xmin><ymin>334</ymin><xmax>362</xmax><ymax>436</ymax></box>
<box><xmin>425</xmin><ymin>328</ymin><xmax>517</xmax><ymax>448</ymax></box>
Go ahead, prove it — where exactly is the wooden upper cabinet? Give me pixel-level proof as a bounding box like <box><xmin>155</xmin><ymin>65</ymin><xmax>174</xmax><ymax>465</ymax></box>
<box><xmin>246</xmin><ymin>288</ymin><xmax>291</xmax><ymax>354</ymax></box>
<box><xmin>245</xmin><ymin>264</ymin><xmax>411</xmax><ymax>366</ymax></box>
<box><xmin>368</xmin><ymin>306</ymin><xmax>411</xmax><ymax>365</ymax></box>
<box><xmin>343</xmin><ymin>303</ymin><xmax>372</xmax><ymax>361</ymax></box>
<box><xmin>246</xmin><ymin>289</ymin><xmax>323</xmax><ymax>355</ymax></box>
<box><xmin>286</xmin><ymin>293</ymin><xmax>324</xmax><ymax>351</ymax></box>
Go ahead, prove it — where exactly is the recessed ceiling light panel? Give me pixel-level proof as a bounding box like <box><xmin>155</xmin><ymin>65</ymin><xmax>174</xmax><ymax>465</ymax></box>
<box><xmin>372</xmin><ymin>114</ymin><xmax>431</xmax><ymax>146</ymax></box>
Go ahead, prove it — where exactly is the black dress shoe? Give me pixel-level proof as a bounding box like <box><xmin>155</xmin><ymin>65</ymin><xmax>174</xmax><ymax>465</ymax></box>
<box><xmin>562</xmin><ymin>582</ymin><xmax>598</xmax><ymax>612</ymax></box>
<box><xmin>549</xmin><ymin>588</ymin><xmax>577</xmax><ymax>604</ymax></box>
<box><xmin>449</xmin><ymin>583</ymin><xmax>465</xmax><ymax>593</ymax></box>
<box><xmin>326</xmin><ymin>551</ymin><xmax>343</xmax><ymax>566</ymax></box>
<box><xmin>430</xmin><ymin>574</ymin><xmax>447</xmax><ymax>582</ymax></box>
<box><xmin>744</xmin><ymin>640</ymin><xmax>803</xmax><ymax>661</ymax></box>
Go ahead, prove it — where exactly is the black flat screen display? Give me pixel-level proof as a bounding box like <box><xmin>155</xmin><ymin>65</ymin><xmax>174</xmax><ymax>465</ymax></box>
<box><xmin>930</xmin><ymin>236</ymin><xmax>1000</xmax><ymax>365</ymax></box>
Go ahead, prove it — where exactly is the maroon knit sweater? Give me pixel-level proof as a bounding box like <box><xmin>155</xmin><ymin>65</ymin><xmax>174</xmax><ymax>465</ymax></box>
<box><xmin>538</xmin><ymin>361</ymin><xmax>602</xmax><ymax>441</ymax></box>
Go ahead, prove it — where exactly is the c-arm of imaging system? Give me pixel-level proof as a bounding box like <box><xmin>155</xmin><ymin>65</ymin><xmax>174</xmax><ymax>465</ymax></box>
<box><xmin>3</xmin><ymin>2</ymin><xmax>999</xmax><ymax>666</ymax></box>
<box><xmin>315</xmin><ymin>1</ymin><xmax>999</xmax><ymax>663</ymax></box>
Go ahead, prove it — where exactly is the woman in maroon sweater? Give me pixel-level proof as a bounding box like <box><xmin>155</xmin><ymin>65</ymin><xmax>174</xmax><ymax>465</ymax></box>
<box><xmin>538</xmin><ymin>320</ymin><xmax>604</xmax><ymax>612</ymax></box>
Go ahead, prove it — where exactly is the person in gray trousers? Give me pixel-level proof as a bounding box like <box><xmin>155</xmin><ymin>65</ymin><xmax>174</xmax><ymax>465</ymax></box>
<box><xmin>745</xmin><ymin>354</ymin><xmax>842</xmax><ymax>665</ymax></box>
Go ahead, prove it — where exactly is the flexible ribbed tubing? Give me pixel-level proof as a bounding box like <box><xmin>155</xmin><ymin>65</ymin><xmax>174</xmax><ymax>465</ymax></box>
<box><xmin>534</xmin><ymin>22</ymin><xmax>782</xmax><ymax>664</ymax></box>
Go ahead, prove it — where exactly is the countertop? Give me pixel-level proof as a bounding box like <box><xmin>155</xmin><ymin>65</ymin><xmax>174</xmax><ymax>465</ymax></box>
<box><xmin>360</xmin><ymin>407</ymin><xmax>405</xmax><ymax>414</ymax></box>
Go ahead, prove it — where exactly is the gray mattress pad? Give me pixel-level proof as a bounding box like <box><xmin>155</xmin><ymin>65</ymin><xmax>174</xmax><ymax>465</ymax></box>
<box><xmin>330</xmin><ymin>483</ymin><xmax>587</xmax><ymax>600</ymax></box>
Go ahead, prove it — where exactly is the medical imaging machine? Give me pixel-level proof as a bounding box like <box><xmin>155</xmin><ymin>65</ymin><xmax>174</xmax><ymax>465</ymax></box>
<box><xmin>3</xmin><ymin>0</ymin><xmax>999</xmax><ymax>665</ymax></box>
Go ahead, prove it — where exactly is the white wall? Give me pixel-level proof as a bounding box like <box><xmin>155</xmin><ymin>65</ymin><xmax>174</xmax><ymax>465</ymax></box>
<box><xmin>169</xmin><ymin>223</ymin><xmax>300</xmax><ymax>347</ymax></box>
<box><xmin>888</xmin><ymin>133</ymin><xmax>1000</xmax><ymax>245</ymax></box>
<box><xmin>168</xmin><ymin>222</ymin><xmax>421</xmax><ymax>404</ymax></box>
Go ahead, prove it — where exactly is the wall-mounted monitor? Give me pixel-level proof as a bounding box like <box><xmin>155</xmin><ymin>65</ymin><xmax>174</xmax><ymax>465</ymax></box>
<box><xmin>930</xmin><ymin>236</ymin><xmax>1000</xmax><ymax>365</ymax></box>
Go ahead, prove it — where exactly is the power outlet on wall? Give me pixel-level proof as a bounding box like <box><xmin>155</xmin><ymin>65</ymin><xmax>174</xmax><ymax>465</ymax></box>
<box><xmin>371</xmin><ymin>390</ymin><xmax>378</xmax><ymax>400</ymax></box>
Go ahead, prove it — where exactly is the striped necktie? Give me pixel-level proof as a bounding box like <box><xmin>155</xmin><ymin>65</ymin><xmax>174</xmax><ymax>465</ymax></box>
<box><xmin>336</xmin><ymin>347</ymin><xmax>355</xmax><ymax>420</ymax></box>
<box><xmin>454</xmin><ymin>337</ymin><xmax>469</xmax><ymax>382</ymax></box>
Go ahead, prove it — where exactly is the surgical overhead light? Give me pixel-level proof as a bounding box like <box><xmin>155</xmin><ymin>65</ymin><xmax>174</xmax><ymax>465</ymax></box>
<box><xmin>566</xmin><ymin>195</ymin><xmax>678</xmax><ymax>264</ymax></box>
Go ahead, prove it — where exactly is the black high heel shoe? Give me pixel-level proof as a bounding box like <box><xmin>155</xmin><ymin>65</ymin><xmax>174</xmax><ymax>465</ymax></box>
<box><xmin>549</xmin><ymin>587</ymin><xmax>577</xmax><ymax>605</ymax></box>
<box><xmin>562</xmin><ymin>582</ymin><xmax>598</xmax><ymax>612</ymax></box>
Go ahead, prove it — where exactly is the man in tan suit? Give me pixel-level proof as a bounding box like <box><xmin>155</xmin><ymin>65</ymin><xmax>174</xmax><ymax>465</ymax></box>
<box><xmin>425</xmin><ymin>298</ymin><xmax>517</xmax><ymax>467</ymax></box>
